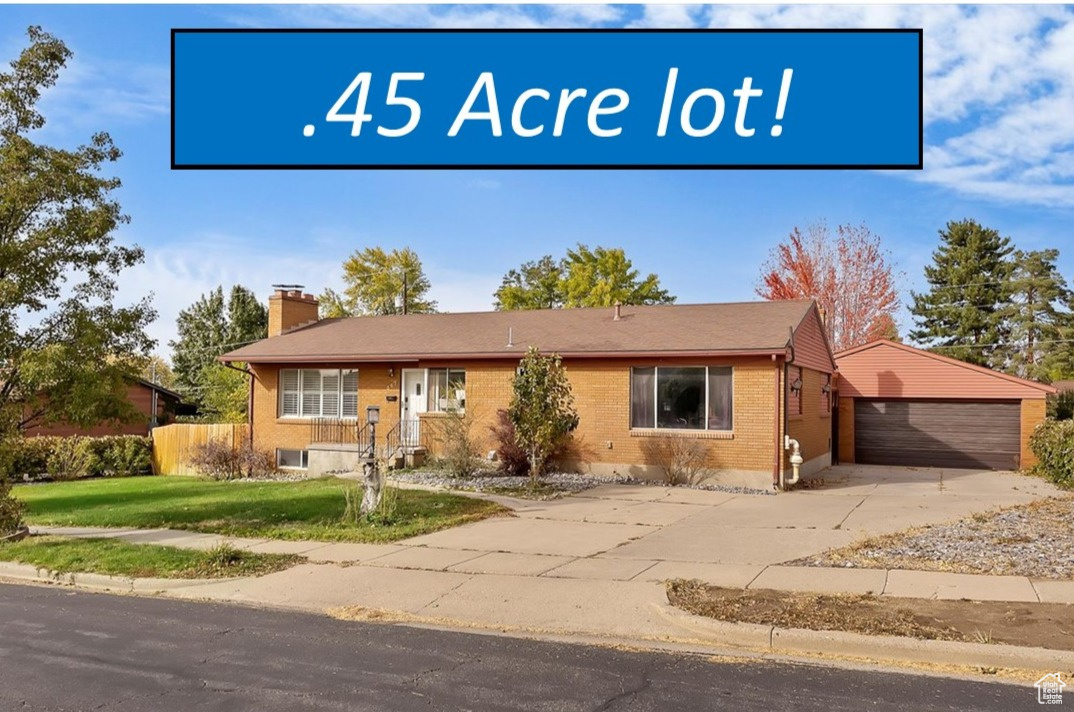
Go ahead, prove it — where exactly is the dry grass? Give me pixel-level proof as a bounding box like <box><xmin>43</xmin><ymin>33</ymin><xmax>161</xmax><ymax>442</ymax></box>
<box><xmin>667</xmin><ymin>579</ymin><xmax>1074</xmax><ymax>651</ymax></box>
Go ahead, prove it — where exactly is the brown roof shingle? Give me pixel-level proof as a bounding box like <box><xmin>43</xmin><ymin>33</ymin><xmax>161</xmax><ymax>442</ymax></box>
<box><xmin>221</xmin><ymin>300</ymin><xmax>816</xmax><ymax>364</ymax></box>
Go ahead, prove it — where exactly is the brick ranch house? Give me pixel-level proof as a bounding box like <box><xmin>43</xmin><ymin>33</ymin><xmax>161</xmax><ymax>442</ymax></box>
<box><xmin>221</xmin><ymin>288</ymin><xmax>837</xmax><ymax>490</ymax></box>
<box><xmin>23</xmin><ymin>378</ymin><xmax>184</xmax><ymax>438</ymax></box>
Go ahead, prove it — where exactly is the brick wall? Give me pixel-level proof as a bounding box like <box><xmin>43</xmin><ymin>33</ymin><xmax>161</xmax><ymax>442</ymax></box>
<box><xmin>786</xmin><ymin>366</ymin><xmax>834</xmax><ymax>476</ymax></box>
<box><xmin>837</xmin><ymin>396</ymin><xmax>855</xmax><ymax>464</ymax></box>
<box><xmin>1020</xmin><ymin>398</ymin><xmax>1047</xmax><ymax>469</ymax></box>
<box><xmin>249</xmin><ymin>355</ymin><xmax>787</xmax><ymax>478</ymax></box>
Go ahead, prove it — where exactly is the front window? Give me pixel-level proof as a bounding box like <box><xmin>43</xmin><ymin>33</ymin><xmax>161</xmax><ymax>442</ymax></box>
<box><xmin>428</xmin><ymin>368</ymin><xmax>466</xmax><ymax>412</ymax></box>
<box><xmin>279</xmin><ymin>369</ymin><xmax>358</xmax><ymax>418</ymax></box>
<box><xmin>630</xmin><ymin>366</ymin><xmax>733</xmax><ymax>431</ymax></box>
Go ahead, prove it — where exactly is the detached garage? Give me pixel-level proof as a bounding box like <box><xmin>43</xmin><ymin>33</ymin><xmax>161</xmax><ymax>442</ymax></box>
<box><xmin>835</xmin><ymin>340</ymin><xmax>1055</xmax><ymax>471</ymax></box>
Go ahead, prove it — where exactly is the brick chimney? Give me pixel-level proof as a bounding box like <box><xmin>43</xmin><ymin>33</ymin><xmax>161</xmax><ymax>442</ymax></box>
<box><xmin>268</xmin><ymin>285</ymin><xmax>319</xmax><ymax>337</ymax></box>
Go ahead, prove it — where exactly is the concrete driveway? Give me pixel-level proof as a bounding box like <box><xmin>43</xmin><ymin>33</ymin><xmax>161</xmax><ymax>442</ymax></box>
<box><xmin>400</xmin><ymin>465</ymin><xmax>1060</xmax><ymax>585</ymax></box>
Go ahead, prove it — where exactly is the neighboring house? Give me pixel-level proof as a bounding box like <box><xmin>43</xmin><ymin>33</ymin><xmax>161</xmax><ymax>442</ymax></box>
<box><xmin>834</xmin><ymin>340</ymin><xmax>1056</xmax><ymax>470</ymax></box>
<box><xmin>220</xmin><ymin>288</ymin><xmax>837</xmax><ymax>490</ymax></box>
<box><xmin>23</xmin><ymin>378</ymin><xmax>184</xmax><ymax>438</ymax></box>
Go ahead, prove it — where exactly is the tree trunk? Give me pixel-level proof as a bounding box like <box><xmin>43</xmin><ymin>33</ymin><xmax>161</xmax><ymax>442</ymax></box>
<box><xmin>359</xmin><ymin>460</ymin><xmax>382</xmax><ymax>515</ymax></box>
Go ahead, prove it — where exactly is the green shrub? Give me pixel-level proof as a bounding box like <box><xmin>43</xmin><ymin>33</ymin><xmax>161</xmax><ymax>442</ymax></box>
<box><xmin>1029</xmin><ymin>420</ymin><xmax>1074</xmax><ymax>488</ymax></box>
<box><xmin>0</xmin><ymin>435</ymin><xmax>153</xmax><ymax>481</ymax></box>
<box><xmin>46</xmin><ymin>437</ymin><xmax>92</xmax><ymax>481</ymax></box>
<box><xmin>1048</xmin><ymin>390</ymin><xmax>1074</xmax><ymax>421</ymax></box>
<box><xmin>0</xmin><ymin>475</ymin><xmax>25</xmax><ymax>535</ymax></box>
<box><xmin>4</xmin><ymin>437</ymin><xmax>54</xmax><ymax>481</ymax></box>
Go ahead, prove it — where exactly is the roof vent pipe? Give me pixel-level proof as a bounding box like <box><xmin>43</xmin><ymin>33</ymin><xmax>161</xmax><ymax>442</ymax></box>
<box><xmin>613</xmin><ymin>302</ymin><xmax>622</xmax><ymax>321</ymax></box>
<box><xmin>506</xmin><ymin>327</ymin><xmax>514</xmax><ymax>348</ymax></box>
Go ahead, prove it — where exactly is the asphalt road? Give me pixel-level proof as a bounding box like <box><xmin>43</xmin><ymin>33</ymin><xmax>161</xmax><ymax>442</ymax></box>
<box><xmin>0</xmin><ymin>582</ymin><xmax>1042</xmax><ymax>711</ymax></box>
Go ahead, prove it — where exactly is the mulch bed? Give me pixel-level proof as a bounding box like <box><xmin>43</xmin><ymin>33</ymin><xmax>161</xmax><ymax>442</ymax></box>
<box><xmin>667</xmin><ymin>579</ymin><xmax>1074</xmax><ymax>651</ymax></box>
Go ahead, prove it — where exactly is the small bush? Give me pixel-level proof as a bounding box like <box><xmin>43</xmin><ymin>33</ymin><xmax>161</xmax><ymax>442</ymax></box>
<box><xmin>428</xmin><ymin>411</ymin><xmax>483</xmax><ymax>478</ymax></box>
<box><xmin>188</xmin><ymin>438</ymin><xmax>276</xmax><ymax>480</ymax></box>
<box><xmin>489</xmin><ymin>408</ymin><xmax>578</xmax><ymax>478</ymax></box>
<box><xmin>3</xmin><ymin>437</ymin><xmax>54</xmax><ymax>481</ymax></box>
<box><xmin>1048</xmin><ymin>390</ymin><xmax>1074</xmax><ymax>421</ymax></box>
<box><xmin>46</xmin><ymin>437</ymin><xmax>92</xmax><ymax>482</ymax></box>
<box><xmin>203</xmin><ymin>542</ymin><xmax>245</xmax><ymax>569</ymax></box>
<box><xmin>640</xmin><ymin>436</ymin><xmax>711</xmax><ymax>486</ymax></box>
<box><xmin>1029</xmin><ymin>420</ymin><xmax>1074</xmax><ymax>488</ymax></box>
<box><xmin>105</xmin><ymin>436</ymin><xmax>153</xmax><ymax>477</ymax></box>
<box><xmin>490</xmin><ymin>409</ymin><xmax>532</xmax><ymax>477</ymax></box>
<box><xmin>0</xmin><ymin>476</ymin><xmax>25</xmax><ymax>535</ymax></box>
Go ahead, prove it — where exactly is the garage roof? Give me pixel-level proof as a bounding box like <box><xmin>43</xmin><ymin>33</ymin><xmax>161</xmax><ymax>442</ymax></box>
<box><xmin>835</xmin><ymin>339</ymin><xmax>1056</xmax><ymax>400</ymax></box>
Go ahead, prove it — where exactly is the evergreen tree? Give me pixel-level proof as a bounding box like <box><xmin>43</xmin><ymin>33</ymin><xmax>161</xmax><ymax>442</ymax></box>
<box><xmin>909</xmin><ymin>220</ymin><xmax>1014</xmax><ymax>367</ymax></box>
<box><xmin>1002</xmin><ymin>249</ymin><xmax>1072</xmax><ymax>381</ymax></box>
<box><xmin>169</xmin><ymin>285</ymin><xmax>266</xmax><ymax>415</ymax></box>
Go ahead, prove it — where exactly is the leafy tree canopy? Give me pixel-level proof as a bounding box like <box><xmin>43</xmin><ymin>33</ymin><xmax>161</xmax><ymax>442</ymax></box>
<box><xmin>756</xmin><ymin>222</ymin><xmax>901</xmax><ymax>352</ymax></box>
<box><xmin>0</xmin><ymin>26</ymin><xmax>154</xmax><ymax>435</ymax></box>
<box><xmin>322</xmin><ymin>246</ymin><xmax>437</xmax><ymax>317</ymax></box>
<box><xmin>495</xmin><ymin>245</ymin><xmax>674</xmax><ymax>310</ymax></box>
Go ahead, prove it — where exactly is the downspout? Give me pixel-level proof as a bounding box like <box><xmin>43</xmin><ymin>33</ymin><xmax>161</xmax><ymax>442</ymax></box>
<box><xmin>772</xmin><ymin>354</ymin><xmax>781</xmax><ymax>491</ymax></box>
<box><xmin>222</xmin><ymin>361</ymin><xmax>255</xmax><ymax>451</ymax></box>
<box><xmin>782</xmin><ymin>327</ymin><xmax>802</xmax><ymax>488</ymax></box>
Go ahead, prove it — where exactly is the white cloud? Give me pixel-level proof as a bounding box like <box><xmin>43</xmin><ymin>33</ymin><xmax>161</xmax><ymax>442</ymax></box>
<box><xmin>36</xmin><ymin>54</ymin><xmax>169</xmax><ymax>137</ymax></box>
<box><xmin>234</xmin><ymin>4</ymin><xmax>1074</xmax><ymax>207</ymax></box>
<box><xmin>698</xmin><ymin>4</ymin><xmax>1074</xmax><ymax>207</ymax></box>
<box><xmin>115</xmin><ymin>232</ymin><xmax>501</xmax><ymax>354</ymax></box>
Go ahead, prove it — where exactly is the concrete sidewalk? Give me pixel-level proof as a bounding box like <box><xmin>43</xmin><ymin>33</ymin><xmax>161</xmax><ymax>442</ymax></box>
<box><xmin>32</xmin><ymin>523</ymin><xmax>1074</xmax><ymax>605</ymax></box>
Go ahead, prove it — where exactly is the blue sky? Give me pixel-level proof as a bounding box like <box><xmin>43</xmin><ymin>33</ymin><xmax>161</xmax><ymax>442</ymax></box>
<box><xmin>2</xmin><ymin>4</ymin><xmax>1073</xmax><ymax>356</ymax></box>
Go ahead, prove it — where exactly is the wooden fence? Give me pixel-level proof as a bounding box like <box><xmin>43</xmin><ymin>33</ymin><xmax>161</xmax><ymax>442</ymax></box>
<box><xmin>151</xmin><ymin>423</ymin><xmax>248</xmax><ymax>476</ymax></box>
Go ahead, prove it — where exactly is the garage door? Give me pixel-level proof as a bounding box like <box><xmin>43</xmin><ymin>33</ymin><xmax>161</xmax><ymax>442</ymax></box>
<box><xmin>855</xmin><ymin>400</ymin><xmax>1021</xmax><ymax>470</ymax></box>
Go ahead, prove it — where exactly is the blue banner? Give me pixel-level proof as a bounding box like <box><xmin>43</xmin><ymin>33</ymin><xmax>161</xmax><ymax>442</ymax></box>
<box><xmin>172</xmin><ymin>29</ymin><xmax>922</xmax><ymax>169</ymax></box>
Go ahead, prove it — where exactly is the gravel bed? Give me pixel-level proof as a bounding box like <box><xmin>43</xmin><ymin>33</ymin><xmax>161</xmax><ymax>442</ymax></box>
<box><xmin>790</xmin><ymin>495</ymin><xmax>1074</xmax><ymax>580</ymax></box>
<box><xmin>228</xmin><ymin>473</ymin><xmax>310</xmax><ymax>483</ymax></box>
<box><xmin>389</xmin><ymin>470</ymin><xmax>773</xmax><ymax>497</ymax></box>
<box><xmin>390</xmin><ymin>470</ymin><xmax>633</xmax><ymax>496</ymax></box>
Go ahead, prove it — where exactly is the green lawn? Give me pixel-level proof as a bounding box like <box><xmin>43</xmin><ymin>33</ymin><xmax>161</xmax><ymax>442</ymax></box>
<box><xmin>14</xmin><ymin>476</ymin><xmax>507</xmax><ymax>543</ymax></box>
<box><xmin>0</xmin><ymin>536</ymin><xmax>299</xmax><ymax>579</ymax></box>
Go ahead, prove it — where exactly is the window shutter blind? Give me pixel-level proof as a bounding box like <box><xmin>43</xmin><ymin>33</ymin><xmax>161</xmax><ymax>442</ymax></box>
<box><xmin>321</xmin><ymin>371</ymin><xmax>340</xmax><ymax>417</ymax></box>
<box><xmin>301</xmin><ymin>370</ymin><xmax>321</xmax><ymax>416</ymax></box>
<box><xmin>342</xmin><ymin>370</ymin><xmax>359</xmax><ymax>418</ymax></box>
<box><xmin>280</xmin><ymin>369</ymin><xmax>300</xmax><ymax>417</ymax></box>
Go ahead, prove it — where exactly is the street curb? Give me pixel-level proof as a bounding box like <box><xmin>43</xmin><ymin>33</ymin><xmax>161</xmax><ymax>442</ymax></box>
<box><xmin>0</xmin><ymin>562</ymin><xmax>234</xmax><ymax>593</ymax></box>
<box><xmin>654</xmin><ymin>602</ymin><xmax>1074</xmax><ymax>674</ymax></box>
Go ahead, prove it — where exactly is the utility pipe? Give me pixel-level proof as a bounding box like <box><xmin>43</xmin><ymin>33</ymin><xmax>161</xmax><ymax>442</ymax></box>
<box><xmin>784</xmin><ymin>435</ymin><xmax>803</xmax><ymax>487</ymax></box>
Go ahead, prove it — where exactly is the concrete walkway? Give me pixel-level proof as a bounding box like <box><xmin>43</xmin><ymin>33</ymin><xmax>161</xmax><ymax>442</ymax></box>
<box><xmin>20</xmin><ymin>466</ymin><xmax>1071</xmax><ymax>647</ymax></box>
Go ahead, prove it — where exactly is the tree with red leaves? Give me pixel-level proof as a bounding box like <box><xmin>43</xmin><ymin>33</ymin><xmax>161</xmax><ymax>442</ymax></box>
<box><xmin>756</xmin><ymin>222</ymin><xmax>901</xmax><ymax>352</ymax></box>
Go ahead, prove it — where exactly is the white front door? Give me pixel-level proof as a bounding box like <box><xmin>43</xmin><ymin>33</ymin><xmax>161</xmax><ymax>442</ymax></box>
<box><xmin>401</xmin><ymin>369</ymin><xmax>427</xmax><ymax>447</ymax></box>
